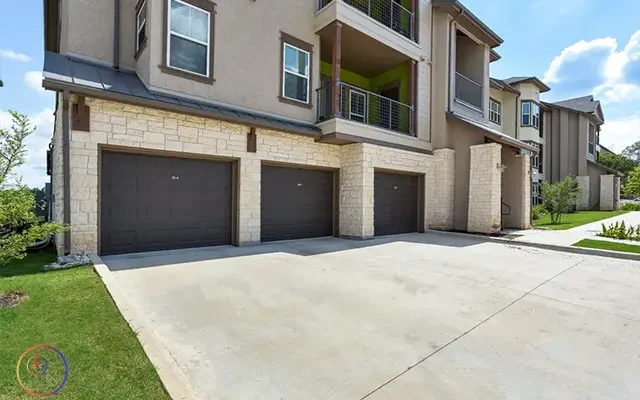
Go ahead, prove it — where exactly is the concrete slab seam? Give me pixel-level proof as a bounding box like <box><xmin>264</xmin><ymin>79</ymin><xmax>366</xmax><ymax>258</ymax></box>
<box><xmin>358</xmin><ymin>258</ymin><xmax>586</xmax><ymax>400</ymax></box>
<box><xmin>88</xmin><ymin>254</ymin><xmax>200</xmax><ymax>400</ymax></box>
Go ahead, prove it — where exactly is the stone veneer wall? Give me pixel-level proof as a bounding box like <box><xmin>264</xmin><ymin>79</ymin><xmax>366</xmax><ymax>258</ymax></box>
<box><xmin>53</xmin><ymin>97</ymin><xmax>452</xmax><ymax>254</ymax></box>
<box><xmin>467</xmin><ymin>143</ymin><xmax>502</xmax><ymax>234</ymax></box>
<box><xmin>576</xmin><ymin>176</ymin><xmax>590</xmax><ymax>211</ymax></box>
<box><xmin>51</xmin><ymin>93</ymin><xmax>65</xmax><ymax>254</ymax></box>
<box><xmin>600</xmin><ymin>175</ymin><xmax>615</xmax><ymax>211</ymax></box>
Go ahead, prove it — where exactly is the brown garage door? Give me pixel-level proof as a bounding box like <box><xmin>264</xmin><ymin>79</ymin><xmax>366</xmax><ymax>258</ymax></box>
<box><xmin>374</xmin><ymin>172</ymin><xmax>419</xmax><ymax>236</ymax></box>
<box><xmin>261</xmin><ymin>165</ymin><xmax>334</xmax><ymax>242</ymax></box>
<box><xmin>100</xmin><ymin>151</ymin><xmax>232</xmax><ymax>255</ymax></box>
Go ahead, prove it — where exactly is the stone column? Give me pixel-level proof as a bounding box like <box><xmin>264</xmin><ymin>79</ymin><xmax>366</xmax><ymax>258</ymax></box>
<box><xmin>600</xmin><ymin>175</ymin><xmax>615</xmax><ymax>211</ymax></box>
<box><xmin>339</xmin><ymin>143</ymin><xmax>374</xmax><ymax>238</ymax></box>
<box><xmin>501</xmin><ymin>149</ymin><xmax>531</xmax><ymax>229</ymax></box>
<box><xmin>576</xmin><ymin>176</ymin><xmax>590</xmax><ymax>210</ymax></box>
<box><xmin>467</xmin><ymin>143</ymin><xmax>502</xmax><ymax>234</ymax></box>
<box><xmin>614</xmin><ymin>176</ymin><xmax>621</xmax><ymax>210</ymax></box>
<box><xmin>426</xmin><ymin>148</ymin><xmax>455</xmax><ymax>230</ymax></box>
<box><xmin>238</xmin><ymin>155</ymin><xmax>261</xmax><ymax>244</ymax></box>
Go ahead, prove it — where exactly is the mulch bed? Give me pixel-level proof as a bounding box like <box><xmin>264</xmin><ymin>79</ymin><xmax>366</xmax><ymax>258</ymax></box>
<box><xmin>0</xmin><ymin>291</ymin><xmax>29</xmax><ymax>309</ymax></box>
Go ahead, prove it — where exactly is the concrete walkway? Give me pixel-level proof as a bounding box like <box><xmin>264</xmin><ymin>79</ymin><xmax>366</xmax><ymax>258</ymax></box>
<box><xmin>512</xmin><ymin>211</ymin><xmax>640</xmax><ymax>246</ymax></box>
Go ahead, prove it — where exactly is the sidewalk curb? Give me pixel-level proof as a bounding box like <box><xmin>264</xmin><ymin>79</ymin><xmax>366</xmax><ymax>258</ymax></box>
<box><xmin>89</xmin><ymin>254</ymin><xmax>199</xmax><ymax>400</ymax></box>
<box><xmin>427</xmin><ymin>230</ymin><xmax>640</xmax><ymax>262</ymax></box>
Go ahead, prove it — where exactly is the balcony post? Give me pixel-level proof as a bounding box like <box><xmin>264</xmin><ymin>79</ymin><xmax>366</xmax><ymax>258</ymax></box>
<box><xmin>332</xmin><ymin>22</ymin><xmax>342</xmax><ymax>117</ymax></box>
<box><xmin>409</xmin><ymin>59</ymin><xmax>416</xmax><ymax>135</ymax></box>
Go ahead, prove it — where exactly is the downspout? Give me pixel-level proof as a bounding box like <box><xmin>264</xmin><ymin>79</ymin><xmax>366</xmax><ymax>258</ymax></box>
<box><xmin>446</xmin><ymin>8</ymin><xmax>464</xmax><ymax>113</ymax></box>
<box><xmin>62</xmin><ymin>91</ymin><xmax>71</xmax><ymax>255</ymax></box>
<box><xmin>113</xmin><ymin>0</ymin><xmax>120</xmax><ymax>70</ymax></box>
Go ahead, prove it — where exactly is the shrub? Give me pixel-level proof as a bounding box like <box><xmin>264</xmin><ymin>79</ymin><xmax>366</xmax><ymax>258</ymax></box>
<box><xmin>598</xmin><ymin>221</ymin><xmax>640</xmax><ymax>241</ymax></box>
<box><xmin>541</xmin><ymin>176</ymin><xmax>580</xmax><ymax>224</ymax></box>
<box><xmin>532</xmin><ymin>205</ymin><xmax>547</xmax><ymax>220</ymax></box>
<box><xmin>621</xmin><ymin>203</ymin><xmax>640</xmax><ymax>211</ymax></box>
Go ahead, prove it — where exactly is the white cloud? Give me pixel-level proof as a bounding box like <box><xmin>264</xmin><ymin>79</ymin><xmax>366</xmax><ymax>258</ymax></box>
<box><xmin>24</xmin><ymin>71</ymin><xmax>45</xmax><ymax>93</ymax></box>
<box><xmin>0</xmin><ymin>49</ymin><xmax>31</xmax><ymax>62</ymax></box>
<box><xmin>543</xmin><ymin>29</ymin><xmax>640</xmax><ymax>105</ymax></box>
<box><xmin>0</xmin><ymin>108</ymin><xmax>55</xmax><ymax>188</ymax></box>
<box><xmin>543</xmin><ymin>37</ymin><xmax>617</xmax><ymax>84</ymax></box>
<box><xmin>600</xmin><ymin>113</ymin><xmax>640</xmax><ymax>153</ymax></box>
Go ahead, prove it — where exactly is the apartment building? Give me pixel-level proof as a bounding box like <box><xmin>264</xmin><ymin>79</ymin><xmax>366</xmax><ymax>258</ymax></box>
<box><xmin>541</xmin><ymin>96</ymin><xmax>622</xmax><ymax>210</ymax></box>
<box><xmin>41</xmin><ymin>0</ymin><xmax>535</xmax><ymax>256</ymax></box>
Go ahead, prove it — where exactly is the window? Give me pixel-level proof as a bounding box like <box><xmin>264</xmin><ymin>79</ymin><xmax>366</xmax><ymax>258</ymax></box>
<box><xmin>532</xmin><ymin>181</ymin><xmax>541</xmax><ymax>205</ymax></box>
<box><xmin>489</xmin><ymin>98</ymin><xmax>501</xmax><ymax>125</ymax></box>
<box><xmin>588</xmin><ymin>123</ymin><xmax>596</xmax><ymax>155</ymax></box>
<box><xmin>538</xmin><ymin>144</ymin><xmax>543</xmax><ymax>173</ymax></box>
<box><xmin>163</xmin><ymin>0</ymin><xmax>214</xmax><ymax>81</ymax></box>
<box><xmin>529</xmin><ymin>142</ymin><xmax>540</xmax><ymax>169</ymax></box>
<box><xmin>521</xmin><ymin>101</ymin><xmax>540</xmax><ymax>129</ymax></box>
<box><xmin>279</xmin><ymin>33</ymin><xmax>313</xmax><ymax>108</ymax></box>
<box><xmin>135</xmin><ymin>0</ymin><xmax>147</xmax><ymax>56</ymax></box>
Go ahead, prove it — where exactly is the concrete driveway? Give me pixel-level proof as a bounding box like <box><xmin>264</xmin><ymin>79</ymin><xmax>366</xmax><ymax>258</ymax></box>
<box><xmin>102</xmin><ymin>233</ymin><xmax>640</xmax><ymax>400</ymax></box>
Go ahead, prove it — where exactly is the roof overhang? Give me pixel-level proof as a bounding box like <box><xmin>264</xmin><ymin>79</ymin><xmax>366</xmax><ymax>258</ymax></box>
<box><xmin>42</xmin><ymin>52</ymin><xmax>321</xmax><ymax>138</ymax></box>
<box><xmin>587</xmin><ymin>159</ymin><xmax>624</xmax><ymax>177</ymax></box>
<box><xmin>507</xmin><ymin>77</ymin><xmax>551</xmax><ymax>93</ymax></box>
<box><xmin>542</xmin><ymin>101</ymin><xmax>605</xmax><ymax>125</ymax></box>
<box><xmin>447</xmin><ymin>112</ymin><xmax>538</xmax><ymax>152</ymax></box>
<box><xmin>490</xmin><ymin>78</ymin><xmax>519</xmax><ymax>94</ymax></box>
<box><xmin>432</xmin><ymin>0</ymin><xmax>503</xmax><ymax>48</ymax></box>
<box><xmin>490</xmin><ymin>49</ymin><xmax>501</xmax><ymax>62</ymax></box>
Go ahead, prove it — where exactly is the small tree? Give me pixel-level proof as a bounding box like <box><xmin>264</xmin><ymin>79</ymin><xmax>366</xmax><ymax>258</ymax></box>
<box><xmin>541</xmin><ymin>176</ymin><xmax>580</xmax><ymax>224</ymax></box>
<box><xmin>599</xmin><ymin>151</ymin><xmax>636</xmax><ymax>185</ymax></box>
<box><xmin>0</xmin><ymin>111</ymin><xmax>66</xmax><ymax>266</ymax></box>
<box><xmin>624</xmin><ymin>167</ymin><xmax>640</xmax><ymax>198</ymax></box>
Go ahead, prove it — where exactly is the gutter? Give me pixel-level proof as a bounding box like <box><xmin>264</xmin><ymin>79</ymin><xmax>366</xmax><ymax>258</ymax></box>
<box><xmin>113</xmin><ymin>0</ymin><xmax>120</xmax><ymax>69</ymax></box>
<box><xmin>62</xmin><ymin>91</ymin><xmax>71</xmax><ymax>255</ymax></box>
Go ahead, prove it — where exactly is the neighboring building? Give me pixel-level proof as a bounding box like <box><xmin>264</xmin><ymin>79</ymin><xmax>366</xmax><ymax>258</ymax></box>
<box><xmin>489</xmin><ymin>76</ymin><xmax>551</xmax><ymax>205</ymax></box>
<box><xmin>42</xmin><ymin>0</ymin><xmax>535</xmax><ymax>256</ymax></box>
<box><xmin>541</xmin><ymin>95</ymin><xmax>622</xmax><ymax>211</ymax></box>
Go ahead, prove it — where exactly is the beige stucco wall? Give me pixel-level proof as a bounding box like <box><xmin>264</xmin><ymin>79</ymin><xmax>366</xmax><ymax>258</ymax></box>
<box><xmin>467</xmin><ymin>143</ymin><xmax>502</xmax><ymax>233</ymax></box>
<box><xmin>446</xmin><ymin>119</ymin><xmax>486</xmax><ymax>231</ymax></box>
<box><xmin>514</xmin><ymin>83</ymin><xmax>539</xmax><ymax>102</ymax></box>
<box><xmin>587</xmin><ymin>162</ymin><xmax>603</xmax><ymax>209</ymax></box>
<box><xmin>429</xmin><ymin>10</ymin><xmax>451</xmax><ymax>150</ymax></box>
<box><xmin>54</xmin><ymin>97</ymin><xmax>447</xmax><ymax>254</ymax></box>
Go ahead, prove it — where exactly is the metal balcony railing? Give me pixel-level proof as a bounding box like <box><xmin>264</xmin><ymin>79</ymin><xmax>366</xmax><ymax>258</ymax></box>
<box><xmin>455</xmin><ymin>72</ymin><xmax>483</xmax><ymax>111</ymax></box>
<box><xmin>318</xmin><ymin>0</ymin><xmax>415</xmax><ymax>41</ymax></box>
<box><xmin>316</xmin><ymin>81</ymin><xmax>414</xmax><ymax>135</ymax></box>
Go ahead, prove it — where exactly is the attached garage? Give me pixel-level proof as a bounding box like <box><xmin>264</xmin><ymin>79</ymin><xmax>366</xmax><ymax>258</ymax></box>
<box><xmin>100</xmin><ymin>151</ymin><xmax>234</xmax><ymax>255</ymax></box>
<box><xmin>374</xmin><ymin>171</ymin><xmax>422</xmax><ymax>236</ymax></box>
<box><xmin>261</xmin><ymin>164</ymin><xmax>336</xmax><ymax>242</ymax></box>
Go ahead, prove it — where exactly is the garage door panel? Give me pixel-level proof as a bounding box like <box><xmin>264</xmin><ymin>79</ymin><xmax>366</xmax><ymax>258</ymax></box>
<box><xmin>374</xmin><ymin>172</ymin><xmax>419</xmax><ymax>236</ymax></box>
<box><xmin>261</xmin><ymin>165</ymin><xmax>334</xmax><ymax>242</ymax></box>
<box><xmin>101</xmin><ymin>151</ymin><xmax>232</xmax><ymax>255</ymax></box>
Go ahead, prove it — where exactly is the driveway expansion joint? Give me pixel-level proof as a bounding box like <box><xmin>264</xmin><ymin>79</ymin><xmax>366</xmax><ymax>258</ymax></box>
<box><xmin>358</xmin><ymin>259</ymin><xmax>585</xmax><ymax>400</ymax></box>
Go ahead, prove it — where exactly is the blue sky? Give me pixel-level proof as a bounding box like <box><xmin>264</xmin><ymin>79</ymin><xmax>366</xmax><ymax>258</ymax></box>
<box><xmin>1</xmin><ymin>0</ymin><xmax>640</xmax><ymax>188</ymax></box>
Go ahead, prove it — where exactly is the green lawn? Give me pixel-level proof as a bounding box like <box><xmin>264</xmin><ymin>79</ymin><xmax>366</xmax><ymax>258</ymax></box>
<box><xmin>533</xmin><ymin>210</ymin><xmax>629</xmax><ymax>230</ymax></box>
<box><xmin>0</xmin><ymin>250</ymin><xmax>170</xmax><ymax>400</ymax></box>
<box><xmin>573</xmin><ymin>239</ymin><xmax>640</xmax><ymax>254</ymax></box>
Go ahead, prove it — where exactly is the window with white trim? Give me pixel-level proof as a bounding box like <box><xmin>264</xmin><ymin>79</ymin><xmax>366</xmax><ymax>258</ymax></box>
<box><xmin>136</xmin><ymin>0</ymin><xmax>147</xmax><ymax>53</ymax></box>
<box><xmin>167</xmin><ymin>0</ymin><xmax>211</xmax><ymax>76</ymax></box>
<box><xmin>521</xmin><ymin>101</ymin><xmax>540</xmax><ymax>129</ymax></box>
<box><xmin>489</xmin><ymin>98</ymin><xmax>501</xmax><ymax>125</ymax></box>
<box><xmin>529</xmin><ymin>142</ymin><xmax>540</xmax><ymax>168</ymax></box>
<box><xmin>532</xmin><ymin>181</ymin><xmax>541</xmax><ymax>205</ymax></box>
<box><xmin>282</xmin><ymin>43</ymin><xmax>310</xmax><ymax>103</ymax></box>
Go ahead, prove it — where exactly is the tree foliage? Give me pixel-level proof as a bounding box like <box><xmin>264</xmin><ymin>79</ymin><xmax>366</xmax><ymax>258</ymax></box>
<box><xmin>622</xmin><ymin>142</ymin><xmax>640</xmax><ymax>165</ymax></box>
<box><xmin>598</xmin><ymin>152</ymin><xmax>636</xmax><ymax>184</ymax></box>
<box><xmin>541</xmin><ymin>176</ymin><xmax>580</xmax><ymax>224</ymax></box>
<box><xmin>0</xmin><ymin>111</ymin><xmax>67</xmax><ymax>266</ymax></box>
<box><xmin>624</xmin><ymin>167</ymin><xmax>640</xmax><ymax>198</ymax></box>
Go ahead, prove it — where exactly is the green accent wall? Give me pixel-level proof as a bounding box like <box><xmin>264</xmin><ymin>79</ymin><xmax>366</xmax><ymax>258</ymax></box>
<box><xmin>320</xmin><ymin>62</ymin><xmax>371</xmax><ymax>90</ymax></box>
<box><xmin>370</xmin><ymin>63</ymin><xmax>410</xmax><ymax>104</ymax></box>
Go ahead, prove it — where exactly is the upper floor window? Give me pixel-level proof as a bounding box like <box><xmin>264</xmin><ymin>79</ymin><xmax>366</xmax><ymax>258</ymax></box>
<box><xmin>489</xmin><ymin>98</ymin><xmax>501</xmax><ymax>125</ymax></box>
<box><xmin>588</xmin><ymin>123</ymin><xmax>596</xmax><ymax>155</ymax></box>
<box><xmin>135</xmin><ymin>0</ymin><xmax>147</xmax><ymax>57</ymax></box>
<box><xmin>529</xmin><ymin>142</ymin><xmax>540</xmax><ymax>169</ymax></box>
<box><xmin>521</xmin><ymin>101</ymin><xmax>540</xmax><ymax>129</ymax></box>
<box><xmin>279</xmin><ymin>33</ymin><xmax>313</xmax><ymax>108</ymax></box>
<box><xmin>163</xmin><ymin>0</ymin><xmax>215</xmax><ymax>82</ymax></box>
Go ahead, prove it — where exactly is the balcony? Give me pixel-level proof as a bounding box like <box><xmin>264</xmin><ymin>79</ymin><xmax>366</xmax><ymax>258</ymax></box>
<box><xmin>318</xmin><ymin>0</ymin><xmax>416</xmax><ymax>41</ymax></box>
<box><xmin>317</xmin><ymin>81</ymin><xmax>413</xmax><ymax>135</ymax></box>
<box><xmin>455</xmin><ymin>72</ymin><xmax>483</xmax><ymax>110</ymax></box>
